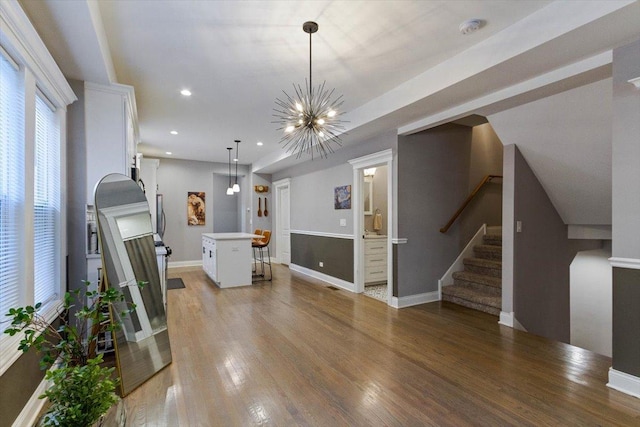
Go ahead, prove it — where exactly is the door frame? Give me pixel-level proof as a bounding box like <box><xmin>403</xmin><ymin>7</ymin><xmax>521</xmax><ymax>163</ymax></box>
<box><xmin>273</xmin><ymin>178</ymin><xmax>291</xmax><ymax>265</ymax></box>
<box><xmin>349</xmin><ymin>149</ymin><xmax>394</xmax><ymax>305</ymax></box>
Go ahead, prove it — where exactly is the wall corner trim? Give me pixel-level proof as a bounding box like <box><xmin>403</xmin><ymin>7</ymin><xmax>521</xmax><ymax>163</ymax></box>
<box><xmin>499</xmin><ymin>311</ymin><xmax>515</xmax><ymax>327</ymax></box>
<box><xmin>607</xmin><ymin>368</ymin><xmax>640</xmax><ymax>399</ymax></box>
<box><xmin>289</xmin><ymin>263</ymin><xmax>356</xmax><ymax>292</ymax></box>
<box><xmin>609</xmin><ymin>257</ymin><xmax>640</xmax><ymax>270</ymax></box>
<box><xmin>390</xmin><ymin>291</ymin><xmax>439</xmax><ymax>309</ymax></box>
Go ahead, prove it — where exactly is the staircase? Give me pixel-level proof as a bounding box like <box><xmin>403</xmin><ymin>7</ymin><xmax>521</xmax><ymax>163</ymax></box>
<box><xmin>441</xmin><ymin>232</ymin><xmax>502</xmax><ymax>316</ymax></box>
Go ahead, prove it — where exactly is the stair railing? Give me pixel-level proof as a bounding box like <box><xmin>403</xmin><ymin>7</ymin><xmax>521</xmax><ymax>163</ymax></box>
<box><xmin>440</xmin><ymin>175</ymin><xmax>502</xmax><ymax>233</ymax></box>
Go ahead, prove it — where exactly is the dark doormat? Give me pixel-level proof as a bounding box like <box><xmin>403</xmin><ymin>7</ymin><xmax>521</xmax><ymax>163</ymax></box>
<box><xmin>167</xmin><ymin>278</ymin><xmax>186</xmax><ymax>290</ymax></box>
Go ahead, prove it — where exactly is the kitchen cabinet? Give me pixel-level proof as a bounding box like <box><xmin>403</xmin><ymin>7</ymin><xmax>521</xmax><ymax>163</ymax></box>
<box><xmin>202</xmin><ymin>233</ymin><xmax>258</xmax><ymax>288</ymax></box>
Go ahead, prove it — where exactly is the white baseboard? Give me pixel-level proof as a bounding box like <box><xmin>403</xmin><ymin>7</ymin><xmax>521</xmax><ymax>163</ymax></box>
<box><xmin>391</xmin><ymin>291</ymin><xmax>439</xmax><ymax>309</ymax></box>
<box><xmin>168</xmin><ymin>260</ymin><xmax>202</xmax><ymax>269</ymax></box>
<box><xmin>12</xmin><ymin>375</ymin><xmax>49</xmax><ymax>427</ymax></box>
<box><xmin>289</xmin><ymin>264</ymin><xmax>355</xmax><ymax>292</ymax></box>
<box><xmin>607</xmin><ymin>368</ymin><xmax>640</xmax><ymax>399</ymax></box>
<box><xmin>499</xmin><ymin>311</ymin><xmax>514</xmax><ymax>327</ymax></box>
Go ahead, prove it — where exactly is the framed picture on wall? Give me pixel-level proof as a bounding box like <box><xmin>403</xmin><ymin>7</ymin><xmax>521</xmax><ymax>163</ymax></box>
<box><xmin>187</xmin><ymin>192</ymin><xmax>206</xmax><ymax>225</ymax></box>
<box><xmin>334</xmin><ymin>185</ymin><xmax>351</xmax><ymax>210</ymax></box>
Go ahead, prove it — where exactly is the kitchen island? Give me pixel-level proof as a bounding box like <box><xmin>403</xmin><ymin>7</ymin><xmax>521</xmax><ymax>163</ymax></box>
<box><xmin>202</xmin><ymin>233</ymin><xmax>261</xmax><ymax>288</ymax></box>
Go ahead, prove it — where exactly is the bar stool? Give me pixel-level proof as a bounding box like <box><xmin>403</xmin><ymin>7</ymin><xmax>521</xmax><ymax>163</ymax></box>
<box><xmin>252</xmin><ymin>230</ymin><xmax>272</xmax><ymax>281</ymax></box>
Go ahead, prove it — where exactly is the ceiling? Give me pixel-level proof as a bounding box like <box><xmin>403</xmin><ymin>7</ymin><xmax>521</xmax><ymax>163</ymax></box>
<box><xmin>17</xmin><ymin>0</ymin><xmax>640</xmax><ymax>175</ymax></box>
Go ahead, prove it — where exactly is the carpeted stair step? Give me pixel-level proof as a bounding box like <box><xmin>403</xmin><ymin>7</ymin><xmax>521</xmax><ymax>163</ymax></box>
<box><xmin>473</xmin><ymin>244</ymin><xmax>502</xmax><ymax>261</ymax></box>
<box><xmin>483</xmin><ymin>234</ymin><xmax>502</xmax><ymax>247</ymax></box>
<box><xmin>442</xmin><ymin>285</ymin><xmax>501</xmax><ymax>316</ymax></box>
<box><xmin>463</xmin><ymin>257</ymin><xmax>502</xmax><ymax>278</ymax></box>
<box><xmin>452</xmin><ymin>271</ymin><xmax>501</xmax><ymax>296</ymax></box>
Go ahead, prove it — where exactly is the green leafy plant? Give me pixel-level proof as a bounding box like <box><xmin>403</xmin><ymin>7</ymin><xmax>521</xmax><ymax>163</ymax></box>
<box><xmin>4</xmin><ymin>280</ymin><xmax>140</xmax><ymax>427</ymax></box>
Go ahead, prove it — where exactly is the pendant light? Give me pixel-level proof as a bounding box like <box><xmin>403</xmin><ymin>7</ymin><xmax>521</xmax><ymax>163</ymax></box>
<box><xmin>226</xmin><ymin>147</ymin><xmax>234</xmax><ymax>195</ymax></box>
<box><xmin>232</xmin><ymin>140</ymin><xmax>240</xmax><ymax>193</ymax></box>
<box><xmin>273</xmin><ymin>21</ymin><xmax>346</xmax><ymax>159</ymax></box>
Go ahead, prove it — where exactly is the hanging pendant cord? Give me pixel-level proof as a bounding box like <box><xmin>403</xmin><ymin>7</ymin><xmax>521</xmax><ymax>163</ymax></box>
<box><xmin>235</xmin><ymin>142</ymin><xmax>239</xmax><ymax>184</ymax></box>
<box><xmin>309</xmin><ymin>30</ymin><xmax>312</xmax><ymax>92</ymax></box>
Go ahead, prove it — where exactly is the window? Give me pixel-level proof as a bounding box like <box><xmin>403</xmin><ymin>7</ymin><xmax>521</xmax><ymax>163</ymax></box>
<box><xmin>0</xmin><ymin>50</ymin><xmax>25</xmax><ymax>322</ymax></box>
<box><xmin>34</xmin><ymin>93</ymin><xmax>61</xmax><ymax>306</ymax></box>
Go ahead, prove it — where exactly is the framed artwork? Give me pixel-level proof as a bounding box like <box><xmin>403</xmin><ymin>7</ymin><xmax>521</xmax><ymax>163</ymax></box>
<box><xmin>187</xmin><ymin>192</ymin><xmax>206</xmax><ymax>225</ymax></box>
<box><xmin>334</xmin><ymin>185</ymin><xmax>351</xmax><ymax>210</ymax></box>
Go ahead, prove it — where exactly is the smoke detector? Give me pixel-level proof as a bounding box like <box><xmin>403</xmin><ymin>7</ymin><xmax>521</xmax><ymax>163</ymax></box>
<box><xmin>459</xmin><ymin>19</ymin><xmax>484</xmax><ymax>35</ymax></box>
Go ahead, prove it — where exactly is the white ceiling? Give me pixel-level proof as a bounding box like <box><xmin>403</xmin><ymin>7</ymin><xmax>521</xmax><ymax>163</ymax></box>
<box><xmin>17</xmin><ymin>0</ymin><xmax>640</xmax><ymax>199</ymax></box>
<box><xmin>21</xmin><ymin>0</ymin><xmax>556</xmax><ymax>165</ymax></box>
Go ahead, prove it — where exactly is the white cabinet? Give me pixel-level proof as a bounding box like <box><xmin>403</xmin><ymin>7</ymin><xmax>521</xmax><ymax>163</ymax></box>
<box><xmin>202</xmin><ymin>233</ymin><xmax>256</xmax><ymax>288</ymax></box>
<box><xmin>85</xmin><ymin>82</ymin><xmax>138</xmax><ymax>202</ymax></box>
<box><xmin>364</xmin><ymin>238</ymin><xmax>388</xmax><ymax>284</ymax></box>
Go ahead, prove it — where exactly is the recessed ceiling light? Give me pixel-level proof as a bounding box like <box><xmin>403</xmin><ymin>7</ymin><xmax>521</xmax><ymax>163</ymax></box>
<box><xmin>459</xmin><ymin>19</ymin><xmax>484</xmax><ymax>35</ymax></box>
<box><xmin>166</xmin><ymin>151</ymin><xmax>172</xmax><ymax>155</ymax></box>
<box><xmin>170</xmin><ymin>130</ymin><xmax>178</xmax><ymax>135</ymax></box>
<box><xmin>180</xmin><ymin>89</ymin><xmax>192</xmax><ymax>96</ymax></box>
<box><xmin>257</xmin><ymin>141</ymin><xmax>263</xmax><ymax>146</ymax></box>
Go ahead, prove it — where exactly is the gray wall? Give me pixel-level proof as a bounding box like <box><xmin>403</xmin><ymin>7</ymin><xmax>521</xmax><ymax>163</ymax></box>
<box><xmin>396</xmin><ymin>124</ymin><xmax>471</xmax><ymax>297</ymax></box>
<box><xmin>611</xmin><ymin>38</ymin><xmax>640</xmax><ymax>377</ymax></box>
<box><xmin>290</xmin><ymin>163</ymin><xmax>354</xmax><ymax>234</ymax></box>
<box><xmin>512</xmin><ymin>146</ymin><xmax>600</xmax><ymax>343</ymax></box>
<box><xmin>251</xmin><ymin>173</ymin><xmax>273</xmax><ymax>242</ymax></box>
<box><xmin>155</xmin><ymin>157</ymin><xmax>248</xmax><ymax>263</ymax></box>
<box><xmin>458</xmin><ymin>123</ymin><xmax>503</xmax><ymax>244</ymax></box>
<box><xmin>291</xmin><ymin>234</ymin><xmax>354</xmax><ymax>281</ymax></box>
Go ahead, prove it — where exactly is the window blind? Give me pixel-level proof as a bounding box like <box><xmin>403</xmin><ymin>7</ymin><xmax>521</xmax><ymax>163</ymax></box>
<box><xmin>0</xmin><ymin>51</ymin><xmax>25</xmax><ymax>326</ymax></box>
<box><xmin>33</xmin><ymin>92</ymin><xmax>60</xmax><ymax>306</ymax></box>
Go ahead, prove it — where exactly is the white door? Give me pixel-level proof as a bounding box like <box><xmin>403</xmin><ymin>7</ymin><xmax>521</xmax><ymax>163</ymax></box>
<box><xmin>274</xmin><ymin>179</ymin><xmax>291</xmax><ymax>265</ymax></box>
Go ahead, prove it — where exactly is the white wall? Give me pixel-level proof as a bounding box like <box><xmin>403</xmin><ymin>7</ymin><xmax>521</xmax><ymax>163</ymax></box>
<box><xmin>570</xmin><ymin>248</ymin><xmax>612</xmax><ymax>357</ymax></box>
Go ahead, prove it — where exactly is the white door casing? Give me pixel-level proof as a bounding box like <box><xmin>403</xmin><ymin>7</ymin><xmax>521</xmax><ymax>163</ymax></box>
<box><xmin>348</xmin><ymin>149</ymin><xmax>394</xmax><ymax>304</ymax></box>
<box><xmin>273</xmin><ymin>178</ymin><xmax>291</xmax><ymax>265</ymax></box>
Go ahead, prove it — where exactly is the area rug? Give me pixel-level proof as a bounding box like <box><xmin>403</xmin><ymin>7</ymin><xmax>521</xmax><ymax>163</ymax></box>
<box><xmin>167</xmin><ymin>278</ymin><xmax>186</xmax><ymax>290</ymax></box>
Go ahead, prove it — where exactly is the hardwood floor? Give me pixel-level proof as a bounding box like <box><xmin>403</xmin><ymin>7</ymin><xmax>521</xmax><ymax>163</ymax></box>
<box><xmin>123</xmin><ymin>264</ymin><xmax>639</xmax><ymax>426</ymax></box>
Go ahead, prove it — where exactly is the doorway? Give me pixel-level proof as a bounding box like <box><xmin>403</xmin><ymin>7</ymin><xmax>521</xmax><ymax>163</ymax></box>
<box><xmin>273</xmin><ymin>178</ymin><xmax>291</xmax><ymax>265</ymax></box>
<box><xmin>349</xmin><ymin>149</ymin><xmax>394</xmax><ymax>305</ymax></box>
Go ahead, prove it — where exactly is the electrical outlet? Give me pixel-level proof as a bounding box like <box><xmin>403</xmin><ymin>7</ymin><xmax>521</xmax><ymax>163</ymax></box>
<box><xmin>516</xmin><ymin>221</ymin><xmax>522</xmax><ymax>232</ymax></box>
<box><xmin>340</xmin><ymin>219</ymin><xmax>346</xmax><ymax>227</ymax></box>
<box><xmin>319</xmin><ymin>262</ymin><xmax>324</xmax><ymax>267</ymax></box>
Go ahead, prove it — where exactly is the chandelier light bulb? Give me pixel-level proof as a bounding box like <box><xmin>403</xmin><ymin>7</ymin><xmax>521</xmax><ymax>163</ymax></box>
<box><xmin>318</xmin><ymin>131</ymin><xmax>324</xmax><ymax>137</ymax></box>
<box><xmin>296</xmin><ymin>102</ymin><xmax>303</xmax><ymax>111</ymax></box>
<box><xmin>327</xmin><ymin>110</ymin><xmax>336</xmax><ymax>117</ymax></box>
<box><xmin>317</xmin><ymin>118</ymin><xmax>325</xmax><ymax>125</ymax></box>
<box><xmin>285</xmin><ymin>125</ymin><xmax>295</xmax><ymax>133</ymax></box>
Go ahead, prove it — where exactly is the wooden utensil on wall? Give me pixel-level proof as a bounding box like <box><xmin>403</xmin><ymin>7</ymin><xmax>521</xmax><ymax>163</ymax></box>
<box><xmin>264</xmin><ymin>198</ymin><xmax>269</xmax><ymax>217</ymax></box>
<box><xmin>257</xmin><ymin>197</ymin><xmax>262</xmax><ymax>217</ymax></box>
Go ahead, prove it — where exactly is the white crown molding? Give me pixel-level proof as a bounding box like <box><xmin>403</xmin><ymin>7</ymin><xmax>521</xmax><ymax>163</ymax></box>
<box><xmin>628</xmin><ymin>76</ymin><xmax>640</xmax><ymax>89</ymax></box>
<box><xmin>390</xmin><ymin>291</ymin><xmax>439</xmax><ymax>309</ymax></box>
<box><xmin>272</xmin><ymin>177</ymin><xmax>291</xmax><ymax>187</ymax></box>
<box><xmin>290</xmin><ymin>229</ymin><xmax>354</xmax><ymax>240</ymax></box>
<box><xmin>348</xmin><ymin>149</ymin><xmax>393</xmax><ymax>169</ymax></box>
<box><xmin>0</xmin><ymin>0</ymin><xmax>76</xmax><ymax>107</ymax></box>
<box><xmin>392</xmin><ymin>238</ymin><xmax>408</xmax><ymax>244</ymax></box>
<box><xmin>289</xmin><ymin>264</ymin><xmax>355</xmax><ymax>292</ymax></box>
<box><xmin>609</xmin><ymin>257</ymin><xmax>640</xmax><ymax>270</ymax></box>
<box><xmin>608</xmin><ymin>368</ymin><xmax>640</xmax><ymax>399</ymax></box>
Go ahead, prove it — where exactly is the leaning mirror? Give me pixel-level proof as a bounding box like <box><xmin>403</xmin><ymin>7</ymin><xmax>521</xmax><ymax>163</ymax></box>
<box><xmin>95</xmin><ymin>173</ymin><xmax>172</xmax><ymax>396</ymax></box>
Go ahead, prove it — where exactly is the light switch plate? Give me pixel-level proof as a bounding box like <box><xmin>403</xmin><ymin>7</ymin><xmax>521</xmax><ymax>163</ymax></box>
<box><xmin>516</xmin><ymin>221</ymin><xmax>522</xmax><ymax>232</ymax></box>
<box><xmin>340</xmin><ymin>219</ymin><xmax>347</xmax><ymax>227</ymax></box>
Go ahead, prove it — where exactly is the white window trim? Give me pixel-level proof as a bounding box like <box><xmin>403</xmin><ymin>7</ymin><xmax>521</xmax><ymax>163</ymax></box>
<box><xmin>0</xmin><ymin>0</ymin><xmax>75</xmax><ymax>377</ymax></box>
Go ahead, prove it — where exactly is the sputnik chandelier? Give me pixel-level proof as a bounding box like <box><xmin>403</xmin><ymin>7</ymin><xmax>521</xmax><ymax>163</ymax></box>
<box><xmin>274</xmin><ymin>21</ymin><xmax>346</xmax><ymax>159</ymax></box>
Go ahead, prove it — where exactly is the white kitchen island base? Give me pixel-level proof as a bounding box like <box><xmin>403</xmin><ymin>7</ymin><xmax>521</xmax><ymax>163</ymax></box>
<box><xmin>202</xmin><ymin>233</ymin><xmax>260</xmax><ymax>288</ymax></box>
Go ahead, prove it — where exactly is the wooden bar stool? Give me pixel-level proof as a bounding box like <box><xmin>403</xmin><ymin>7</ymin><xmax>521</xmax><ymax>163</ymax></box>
<box><xmin>252</xmin><ymin>230</ymin><xmax>272</xmax><ymax>281</ymax></box>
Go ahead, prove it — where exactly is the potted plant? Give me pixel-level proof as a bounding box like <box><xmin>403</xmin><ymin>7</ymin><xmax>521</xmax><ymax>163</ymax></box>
<box><xmin>4</xmin><ymin>281</ymin><xmax>137</xmax><ymax>427</ymax></box>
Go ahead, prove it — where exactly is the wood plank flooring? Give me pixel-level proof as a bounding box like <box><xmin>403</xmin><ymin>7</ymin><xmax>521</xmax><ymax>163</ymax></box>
<box><xmin>123</xmin><ymin>264</ymin><xmax>640</xmax><ymax>426</ymax></box>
